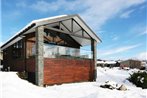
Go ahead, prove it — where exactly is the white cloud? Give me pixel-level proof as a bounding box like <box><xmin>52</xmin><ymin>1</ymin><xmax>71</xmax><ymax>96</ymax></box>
<box><xmin>30</xmin><ymin>0</ymin><xmax>86</xmax><ymax>12</ymax></box>
<box><xmin>99</xmin><ymin>44</ymin><xmax>141</xmax><ymax>56</ymax></box>
<box><xmin>31</xmin><ymin>1</ymin><xmax>59</xmax><ymax>12</ymax></box>
<box><xmin>140</xmin><ymin>29</ymin><xmax>147</xmax><ymax>35</ymax></box>
<box><xmin>139</xmin><ymin>4</ymin><xmax>147</xmax><ymax>10</ymax></box>
<box><xmin>16</xmin><ymin>2</ymin><xmax>27</xmax><ymax>8</ymax></box>
<box><xmin>112</xmin><ymin>36</ymin><xmax>119</xmax><ymax>41</ymax></box>
<box><xmin>18</xmin><ymin>0</ymin><xmax>145</xmax><ymax>31</ymax></box>
<box><xmin>129</xmin><ymin>24</ymin><xmax>147</xmax><ymax>36</ymax></box>
<box><xmin>80</xmin><ymin>0</ymin><xmax>146</xmax><ymax>30</ymax></box>
<box><xmin>120</xmin><ymin>10</ymin><xmax>134</xmax><ymax>18</ymax></box>
<box><xmin>2</xmin><ymin>10</ymin><xmax>22</xmax><ymax>19</ymax></box>
<box><xmin>135</xmin><ymin>52</ymin><xmax>147</xmax><ymax>60</ymax></box>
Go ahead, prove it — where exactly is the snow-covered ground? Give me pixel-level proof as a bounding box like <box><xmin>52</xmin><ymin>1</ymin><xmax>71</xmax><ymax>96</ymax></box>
<box><xmin>0</xmin><ymin>67</ymin><xmax>146</xmax><ymax>98</ymax></box>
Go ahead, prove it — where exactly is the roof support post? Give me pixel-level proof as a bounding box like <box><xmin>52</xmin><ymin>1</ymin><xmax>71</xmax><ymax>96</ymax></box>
<box><xmin>91</xmin><ymin>39</ymin><xmax>97</xmax><ymax>81</ymax></box>
<box><xmin>35</xmin><ymin>26</ymin><xmax>44</xmax><ymax>86</ymax></box>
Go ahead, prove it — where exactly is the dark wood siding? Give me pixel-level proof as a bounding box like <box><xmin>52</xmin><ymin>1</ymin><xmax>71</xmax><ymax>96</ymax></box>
<box><xmin>26</xmin><ymin>58</ymin><xmax>35</xmax><ymax>72</ymax></box>
<box><xmin>3</xmin><ymin>39</ymin><xmax>25</xmax><ymax>71</ymax></box>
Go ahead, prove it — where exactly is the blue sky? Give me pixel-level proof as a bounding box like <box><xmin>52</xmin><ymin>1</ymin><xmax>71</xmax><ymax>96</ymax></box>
<box><xmin>1</xmin><ymin>0</ymin><xmax>147</xmax><ymax>60</ymax></box>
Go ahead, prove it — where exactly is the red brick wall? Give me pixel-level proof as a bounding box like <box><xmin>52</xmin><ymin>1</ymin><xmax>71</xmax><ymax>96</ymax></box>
<box><xmin>25</xmin><ymin>58</ymin><xmax>94</xmax><ymax>85</ymax></box>
<box><xmin>44</xmin><ymin>58</ymin><xmax>94</xmax><ymax>85</ymax></box>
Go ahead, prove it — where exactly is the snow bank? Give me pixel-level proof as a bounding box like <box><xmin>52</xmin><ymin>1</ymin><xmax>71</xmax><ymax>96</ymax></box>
<box><xmin>0</xmin><ymin>67</ymin><xmax>146</xmax><ymax>98</ymax></box>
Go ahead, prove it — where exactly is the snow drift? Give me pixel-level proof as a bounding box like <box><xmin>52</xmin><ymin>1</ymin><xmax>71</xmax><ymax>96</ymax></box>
<box><xmin>0</xmin><ymin>67</ymin><xmax>146</xmax><ymax>98</ymax></box>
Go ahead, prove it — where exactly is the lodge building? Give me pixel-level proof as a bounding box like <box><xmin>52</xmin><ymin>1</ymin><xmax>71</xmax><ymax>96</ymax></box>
<box><xmin>1</xmin><ymin>15</ymin><xmax>101</xmax><ymax>86</ymax></box>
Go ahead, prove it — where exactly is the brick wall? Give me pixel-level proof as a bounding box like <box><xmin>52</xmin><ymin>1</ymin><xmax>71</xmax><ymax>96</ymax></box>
<box><xmin>26</xmin><ymin>58</ymin><xmax>94</xmax><ymax>85</ymax></box>
<box><xmin>44</xmin><ymin>58</ymin><xmax>94</xmax><ymax>85</ymax></box>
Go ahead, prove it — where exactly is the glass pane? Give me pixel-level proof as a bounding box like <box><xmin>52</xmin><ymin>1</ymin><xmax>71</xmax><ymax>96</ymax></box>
<box><xmin>43</xmin><ymin>43</ymin><xmax>92</xmax><ymax>59</ymax></box>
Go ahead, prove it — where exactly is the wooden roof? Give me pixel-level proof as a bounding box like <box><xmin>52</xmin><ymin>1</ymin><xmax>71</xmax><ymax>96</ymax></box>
<box><xmin>1</xmin><ymin>14</ymin><xmax>101</xmax><ymax>50</ymax></box>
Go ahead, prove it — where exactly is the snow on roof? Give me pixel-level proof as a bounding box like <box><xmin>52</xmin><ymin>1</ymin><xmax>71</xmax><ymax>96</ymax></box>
<box><xmin>1</xmin><ymin>14</ymin><xmax>101</xmax><ymax>50</ymax></box>
<box><xmin>32</xmin><ymin>15</ymin><xmax>67</xmax><ymax>23</ymax></box>
<box><xmin>1</xmin><ymin>15</ymin><xmax>67</xmax><ymax>49</ymax></box>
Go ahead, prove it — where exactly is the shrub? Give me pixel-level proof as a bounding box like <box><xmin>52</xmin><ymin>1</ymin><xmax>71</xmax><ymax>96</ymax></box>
<box><xmin>17</xmin><ymin>71</ymin><xmax>27</xmax><ymax>80</ymax></box>
<box><xmin>128</xmin><ymin>71</ymin><xmax>147</xmax><ymax>89</ymax></box>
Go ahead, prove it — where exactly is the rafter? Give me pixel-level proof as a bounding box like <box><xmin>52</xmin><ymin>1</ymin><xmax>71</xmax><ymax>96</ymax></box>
<box><xmin>60</xmin><ymin>22</ymin><xmax>71</xmax><ymax>33</ymax></box>
<box><xmin>72</xmin><ymin>29</ymin><xmax>82</xmax><ymax>34</ymax></box>
<box><xmin>44</xmin><ymin>26</ymin><xmax>91</xmax><ymax>40</ymax></box>
<box><xmin>56</xmin><ymin>39</ymin><xmax>64</xmax><ymax>44</ymax></box>
<box><xmin>44</xmin><ymin>35</ymin><xmax>52</xmax><ymax>42</ymax></box>
<box><xmin>71</xmin><ymin>19</ymin><xmax>73</xmax><ymax>32</ymax></box>
<box><xmin>73</xmin><ymin>19</ymin><xmax>91</xmax><ymax>38</ymax></box>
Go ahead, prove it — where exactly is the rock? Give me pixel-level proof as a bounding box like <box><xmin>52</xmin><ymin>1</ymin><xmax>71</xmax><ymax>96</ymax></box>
<box><xmin>100</xmin><ymin>81</ymin><xmax>117</xmax><ymax>90</ymax></box>
<box><xmin>118</xmin><ymin>84</ymin><xmax>127</xmax><ymax>91</ymax></box>
<box><xmin>100</xmin><ymin>81</ymin><xmax>127</xmax><ymax>91</ymax></box>
<box><xmin>105</xmin><ymin>81</ymin><xmax>117</xmax><ymax>88</ymax></box>
<box><xmin>100</xmin><ymin>84</ymin><xmax>115</xmax><ymax>90</ymax></box>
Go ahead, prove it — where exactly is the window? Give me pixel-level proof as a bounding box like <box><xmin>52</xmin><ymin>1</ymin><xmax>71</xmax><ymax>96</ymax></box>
<box><xmin>12</xmin><ymin>40</ymin><xmax>23</xmax><ymax>59</ymax></box>
<box><xmin>13</xmin><ymin>40</ymin><xmax>23</xmax><ymax>49</ymax></box>
<box><xmin>32</xmin><ymin>44</ymin><xmax>36</xmax><ymax>56</ymax></box>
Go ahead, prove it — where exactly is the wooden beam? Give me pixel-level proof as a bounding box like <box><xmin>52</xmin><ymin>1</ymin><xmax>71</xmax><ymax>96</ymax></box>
<box><xmin>44</xmin><ymin>26</ymin><xmax>91</xmax><ymax>40</ymax></box>
<box><xmin>27</xmin><ymin>40</ymin><xmax>35</xmax><ymax>43</ymax></box>
<box><xmin>73</xmin><ymin>19</ymin><xmax>91</xmax><ymax>38</ymax></box>
<box><xmin>60</xmin><ymin>22</ymin><xmax>71</xmax><ymax>33</ymax></box>
<box><xmin>44</xmin><ymin>35</ymin><xmax>52</xmax><ymax>42</ymax></box>
<box><xmin>72</xmin><ymin>29</ymin><xmax>82</xmax><ymax>34</ymax></box>
<box><xmin>71</xmin><ymin>19</ymin><xmax>73</xmax><ymax>32</ymax></box>
<box><xmin>82</xmin><ymin>29</ymin><xmax>84</xmax><ymax>37</ymax></box>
